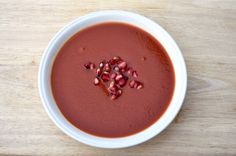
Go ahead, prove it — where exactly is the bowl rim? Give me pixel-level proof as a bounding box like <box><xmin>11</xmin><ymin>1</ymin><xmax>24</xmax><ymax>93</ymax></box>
<box><xmin>38</xmin><ymin>10</ymin><xmax>187</xmax><ymax>148</ymax></box>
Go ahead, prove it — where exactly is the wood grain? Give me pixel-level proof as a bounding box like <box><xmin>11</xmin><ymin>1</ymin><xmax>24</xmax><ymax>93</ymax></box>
<box><xmin>0</xmin><ymin>0</ymin><xmax>236</xmax><ymax>155</ymax></box>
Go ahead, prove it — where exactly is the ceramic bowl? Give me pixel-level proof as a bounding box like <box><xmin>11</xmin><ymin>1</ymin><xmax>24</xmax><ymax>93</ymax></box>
<box><xmin>38</xmin><ymin>10</ymin><xmax>187</xmax><ymax>148</ymax></box>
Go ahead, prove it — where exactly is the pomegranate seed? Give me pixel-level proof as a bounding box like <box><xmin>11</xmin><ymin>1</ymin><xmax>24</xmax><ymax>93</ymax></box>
<box><xmin>127</xmin><ymin>67</ymin><xmax>133</xmax><ymax>75</ymax></box>
<box><xmin>108</xmin><ymin>85</ymin><xmax>118</xmax><ymax>94</ymax></box>
<box><xmin>118</xmin><ymin>61</ymin><xmax>127</xmax><ymax>69</ymax></box>
<box><xmin>117</xmin><ymin>89</ymin><xmax>122</xmax><ymax>96</ymax></box>
<box><xmin>94</xmin><ymin>77</ymin><xmax>100</xmax><ymax>85</ymax></box>
<box><xmin>109</xmin><ymin>59</ymin><xmax>116</xmax><ymax>65</ymax></box>
<box><xmin>115</xmin><ymin>74</ymin><xmax>123</xmax><ymax>81</ymax></box>
<box><xmin>110</xmin><ymin>56</ymin><xmax>122</xmax><ymax>66</ymax></box>
<box><xmin>110</xmin><ymin>73</ymin><xmax>117</xmax><ymax>79</ymax></box>
<box><xmin>108</xmin><ymin>87</ymin><xmax>116</xmax><ymax>94</ymax></box>
<box><xmin>132</xmin><ymin>70</ymin><xmax>138</xmax><ymax>78</ymax></box>
<box><xmin>113</xmin><ymin>66</ymin><xmax>120</xmax><ymax>72</ymax></box>
<box><xmin>96</xmin><ymin>68</ymin><xmax>102</xmax><ymax>76</ymax></box>
<box><xmin>113</xmin><ymin>56</ymin><xmax>121</xmax><ymax>62</ymax></box>
<box><xmin>129</xmin><ymin>80</ymin><xmax>136</xmax><ymax>88</ymax></box>
<box><xmin>84</xmin><ymin>62</ymin><xmax>96</xmax><ymax>70</ymax></box>
<box><xmin>109</xmin><ymin>81</ymin><xmax>115</xmax><ymax>88</ymax></box>
<box><xmin>110</xmin><ymin>89</ymin><xmax>122</xmax><ymax>100</ymax></box>
<box><xmin>134</xmin><ymin>81</ymin><xmax>139</xmax><ymax>88</ymax></box>
<box><xmin>137</xmin><ymin>83</ymin><xmax>143</xmax><ymax>89</ymax></box>
<box><xmin>111</xmin><ymin>94</ymin><xmax>117</xmax><ymax>100</ymax></box>
<box><xmin>101</xmin><ymin>72</ymin><xmax>110</xmax><ymax>82</ymax></box>
<box><xmin>104</xmin><ymin>63</ymin><xmax>111</xmax><ymax>72</ymax></box>
<box><xmin>84</xmin><ymin>62</ymin><xmax>91</xmax><ymax>69</ymax></box>
<box><xmin>99</xmin><ymin>62</ymin><xmax>104</xmax><ymax>68</ymax></box>
<box><xmin>90</xmin><ymin>63</ymin><xmax>96</xmax><ymax>69</ymax></box>
<box><xmin>118</xmin><ymin>78</ymin><xmax>127</xmax><ymax>87</ymax></box>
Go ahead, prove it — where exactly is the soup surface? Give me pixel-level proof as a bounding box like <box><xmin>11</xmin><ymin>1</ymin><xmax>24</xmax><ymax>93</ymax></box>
<box><xmin>51</xmin><ymin>22</ymin><xmax>175</xmax><ymax>137</ymax></box>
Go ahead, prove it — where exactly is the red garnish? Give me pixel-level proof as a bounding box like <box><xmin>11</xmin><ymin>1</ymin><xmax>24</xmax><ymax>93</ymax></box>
<box><xmin>94</xmin><ymin>77</ymin><xmax>100</xmax><ymax>85</ymax></box>
<box><xmin>132</xmin><ymin>70</ymin><xmax>138</xmax><ymax>78</ymax></box>
<box><xmin>129</xmin><ymin>80</ymin><xmax>136</xmax><ymax>88</ymax></box>
<box><xmin>96</xmin><ymin>68</ymin><xmax>102</xmax><ymax>76</ymax></box>
<box><xmin>118</xmin><ymin>61</ymin><xmax>127</xmax><ymax>69</ymax></box>
<box><xmin>84</xmin><ymin>56</ymin><xmax>144</xmax><ymax>100</ymax></box>
<box><xmin>101</xmin><ymin>72</ymin><xmax>110</xmax><ymax>82</ymax></box>
<box><xmin>84</xmin><ymin>62</ymin><xmax>96</xmax><ymax>70</ymax></box>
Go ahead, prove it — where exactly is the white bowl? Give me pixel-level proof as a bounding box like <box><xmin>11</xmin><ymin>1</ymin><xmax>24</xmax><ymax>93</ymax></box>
<box><xmin>38</xmin><ymin>10</ymin><xmax>187</xmax><ymax>148</ymax></box>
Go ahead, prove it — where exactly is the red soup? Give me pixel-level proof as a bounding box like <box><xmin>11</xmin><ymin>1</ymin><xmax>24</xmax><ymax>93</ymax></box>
<box><xmin>51</xmin><ymin>22</ymin><xmax>175</xmax><ymax>138</ymax></box>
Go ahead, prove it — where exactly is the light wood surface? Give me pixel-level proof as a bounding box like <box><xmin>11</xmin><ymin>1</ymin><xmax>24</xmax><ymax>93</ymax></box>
<box><xmin>0</xmin><ymin>0</ymin><xmax>236</xmax><ymax>155</ymax></box>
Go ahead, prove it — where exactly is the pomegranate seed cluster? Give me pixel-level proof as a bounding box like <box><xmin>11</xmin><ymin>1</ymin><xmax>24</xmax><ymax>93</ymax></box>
<box><xmin>84</xmin><ymin>56</ymin><xmax>144</xmax><ymax>100</ymax></box>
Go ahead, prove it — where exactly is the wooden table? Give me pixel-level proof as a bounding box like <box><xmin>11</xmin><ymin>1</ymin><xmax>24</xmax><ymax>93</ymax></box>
<box><xmin>0</xmin><ymin>0</ymin><xmax>235</xmax><ymax>155</ymax></box>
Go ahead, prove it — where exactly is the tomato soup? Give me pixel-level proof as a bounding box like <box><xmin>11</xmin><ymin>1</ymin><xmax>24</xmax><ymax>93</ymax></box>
<box><xmin>51</xmin><ymin>22</ymin><xmax>175</xmax><ymax>137</ymax></box>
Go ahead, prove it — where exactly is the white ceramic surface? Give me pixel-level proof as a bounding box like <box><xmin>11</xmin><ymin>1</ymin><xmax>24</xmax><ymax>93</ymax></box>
<box><xmin>38</xmin><ymin>10</ymin><xmax>187</xmax><ymax>148</ymax></box>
